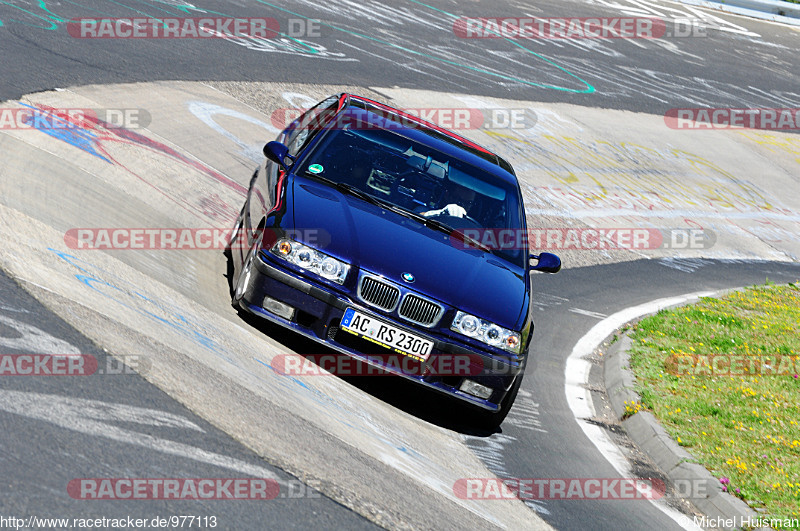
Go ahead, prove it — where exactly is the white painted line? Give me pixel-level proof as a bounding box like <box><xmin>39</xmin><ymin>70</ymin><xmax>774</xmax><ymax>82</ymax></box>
<box><xmin>0</xmin><ymin>314</ymin><xmax>81</xmax><ymax>355</ymax></box>
<box><xmin>568</xmin><ymin>308</ymin><xmax>608</xmax><ymax>319</ymax></box>
<box><xmin>0</xmin><ymin>390</ymin><xmax>285</xmax><ymax>484</ymax></box>
<box><xmin>673</xmin><ymin>0</ymin><xmax>800</xmax><ymax>27</ymax></box>
<box><xmin>564</xmin><ymin>292</ymin><xmax>715</xmax><ymax>530</ymax></box>
<box><xmin>0</xmin><ymin>304</ymin><xmax>30</xmax><ymax>313</ymax></box>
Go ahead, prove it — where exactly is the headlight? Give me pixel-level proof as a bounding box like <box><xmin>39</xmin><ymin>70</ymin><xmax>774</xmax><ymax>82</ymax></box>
<box><xmin>451</xmin><ymin>311</ymin><xmax>521</xmax><ymax>354</ymax></box>
<box><xmin>270</xmin><ymin>239</ymin><xmax>350</xmax><ymax>284</ymax></box>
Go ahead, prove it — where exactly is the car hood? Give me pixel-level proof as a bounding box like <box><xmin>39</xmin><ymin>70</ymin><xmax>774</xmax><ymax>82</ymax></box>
<box><xmin>289</xmin><ymin>179</ymin><xmax>527</xmax><ymax>329</ymax></box>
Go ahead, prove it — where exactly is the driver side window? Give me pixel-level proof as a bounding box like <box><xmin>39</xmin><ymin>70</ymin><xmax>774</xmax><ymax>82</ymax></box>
<box><xmin>286</xmin><ymin>96</ymin><xmax>340</xmax><ymax>157</ymax></box>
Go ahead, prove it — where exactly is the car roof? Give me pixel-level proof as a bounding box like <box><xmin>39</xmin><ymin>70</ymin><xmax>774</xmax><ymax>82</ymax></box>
<box><xmin>340</xmin><ymin>94</ymin><xmax>519</xmax><ymax>186</ymax></box>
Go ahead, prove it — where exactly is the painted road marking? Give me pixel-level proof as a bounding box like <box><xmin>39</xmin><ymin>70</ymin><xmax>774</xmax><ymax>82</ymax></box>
<box><xmin>565</xmin><ymin>292</ymin><xmax>716</xmax><ymax>530</ymax></box>
<box><xmin>568</xmin><ymin>308</ymin><xmax>608</xmax><ymax>319</ymax></box>
<box><xmin>0</xmin><ymin>314</ymin><xmax>81</xmax><ymax>354</ymax></box>
<box><xmin>0</xmin><ymin>390</ymin><xmax>285</xmax><ymax>484</ymax></box>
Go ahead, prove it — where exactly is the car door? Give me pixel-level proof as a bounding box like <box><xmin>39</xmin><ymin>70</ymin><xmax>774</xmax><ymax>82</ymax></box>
<box><xmin>245</xmin><ymin>95</ymin><xmax>343</xmax><ymax>250</ymax></box>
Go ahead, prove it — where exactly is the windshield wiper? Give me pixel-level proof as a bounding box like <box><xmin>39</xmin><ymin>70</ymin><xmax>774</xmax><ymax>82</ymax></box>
<box><xmin>381</xmin><ymin>204</ymin><xmax>491</xmax><ymax>253</ymax></box>
<box><xmin>334</xmin><ymin>182</ymin><xmax>388</xmax><ymax>209</ymax></box>
<box><xmin>304</xmin><ymin>171</ymin><xmax>386</xmax><ymax>208</ymax></box>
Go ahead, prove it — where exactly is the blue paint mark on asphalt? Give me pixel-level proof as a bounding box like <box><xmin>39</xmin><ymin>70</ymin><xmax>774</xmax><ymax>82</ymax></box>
<box><xmin>254</xmin><ymin>355</ymin><xmax>426</xmax><ymax>460</ymax></box>
<box><xmin>255</xmin><ymin>356</ymin><xmax>357</xmax><ymax>428</ymax></box>
<box><xmin>18</xmin><ymin>103</ymin><xmax>110</xmax><ymax>162</ymax></box>
<box><xmin>48</xmin><ymin>248</ymin><xmax>321</xmax><ymax>396</ymax></box>
<box><xmin>49</xmin><ymin>247</ymin><xmax>429</xmax><ymax>461</ymax></box>
<box><xmin>51</xmin><ymin>248</ymin><xmax>229</xmax><ymax>358</ymax></box>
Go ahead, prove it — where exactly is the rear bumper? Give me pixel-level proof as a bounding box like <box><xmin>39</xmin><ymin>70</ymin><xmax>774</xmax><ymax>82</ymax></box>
<box><xmin>238</xmin><ymin>251</ymin><xmax>523</xmax><ymax>411</ymax></box>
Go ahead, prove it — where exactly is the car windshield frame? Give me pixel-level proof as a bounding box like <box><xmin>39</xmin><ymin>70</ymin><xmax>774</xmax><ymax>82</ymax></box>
<box><xmin>294</xmin><ymin>114</ymin><xmax>527</xmax><ymax>268</ymax></box>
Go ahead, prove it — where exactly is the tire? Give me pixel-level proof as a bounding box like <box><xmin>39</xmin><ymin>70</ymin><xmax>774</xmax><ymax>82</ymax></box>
<box><xmin>224</xmin><ymin>202</ymin><xmax>246</xmax><ymax>255</ymax></box>
<box><xmin>471</xmin><ymin>372</ymin><xmax>524</xmax><ymax>432</ymax></box>
<box><xmin>231</xmin><ymin>245</ymin><xmax>254</xmax><ymax>310</ymax></box>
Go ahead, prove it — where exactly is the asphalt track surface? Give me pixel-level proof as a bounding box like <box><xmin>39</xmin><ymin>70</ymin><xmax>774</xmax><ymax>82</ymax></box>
<box><xmin>0</xmin><ymin>269</ymin><xmax>378</xmax><ymax>529</ymax></box>
<box><xmin>0</xmin><ymin>0</ymin><xmax>798</xmax><ymax>111</ymax></box>
<box><xmin>1</xmin><ymin>0</ymin><xmax>799</xmax><ymax>529</ymax></box>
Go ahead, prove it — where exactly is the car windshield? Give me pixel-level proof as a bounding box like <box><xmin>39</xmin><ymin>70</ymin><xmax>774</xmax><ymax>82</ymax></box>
<box><xmin>296</xmin><ymin>118</ymin><xmax>525</xmax><ymax>267</ymax></box>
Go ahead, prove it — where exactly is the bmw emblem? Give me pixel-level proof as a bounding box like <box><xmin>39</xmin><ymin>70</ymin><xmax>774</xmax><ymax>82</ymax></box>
<box><xmin>401</xmin><ymin>272</ymin><xmax>415</xmax><ymax>283</ymax></box>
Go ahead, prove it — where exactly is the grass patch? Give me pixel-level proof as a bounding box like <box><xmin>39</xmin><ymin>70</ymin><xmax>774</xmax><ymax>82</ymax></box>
<box><xmin>628</xmin><ymin>282</ymin><xmax>800</xmax><ymax>522</ymax></box>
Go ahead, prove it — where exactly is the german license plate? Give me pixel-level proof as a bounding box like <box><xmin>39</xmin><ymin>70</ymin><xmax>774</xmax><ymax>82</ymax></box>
<box><xmin>340</xmin><ymin>308</ymin><xmax>433</xmax><ymax>361</ymax></box>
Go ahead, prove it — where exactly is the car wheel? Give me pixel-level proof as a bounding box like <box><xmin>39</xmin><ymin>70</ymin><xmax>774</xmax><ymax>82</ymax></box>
<box><xmin>472</xmin><ymin>372</ymin><xmax>524</xmax><ymax>432</ymax></box>
<box><xmin>231</xmin><ymin>245</ymin><xmax>254</xmax><ymax>310</ymax></box>
<box><xmin>224</xmin><ymin>203</ymin><xmax>247</xmax><ymax>255</ymax></box>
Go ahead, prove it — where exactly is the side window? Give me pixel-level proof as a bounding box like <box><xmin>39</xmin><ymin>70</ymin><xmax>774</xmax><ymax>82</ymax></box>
<box><xmin>286</xmin><ymin>96</ymin><xmax>340</xmax><ymax>157</ymax></box>
<box><xmin>262</xmin><ymin>158</ymin><xmax>278</xmax><ymax>210</ymax></box>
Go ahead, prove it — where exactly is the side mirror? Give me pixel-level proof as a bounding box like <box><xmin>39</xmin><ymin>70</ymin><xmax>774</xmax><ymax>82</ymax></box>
<box><xmin>263</xmin><ymin>141</ymin><xmax>294</xmax><ymax>170</ymax></box>
<box><xmin>529</xmin><ymin>252</ymin><xmax>561</xmax><ymax>274</ymax></box>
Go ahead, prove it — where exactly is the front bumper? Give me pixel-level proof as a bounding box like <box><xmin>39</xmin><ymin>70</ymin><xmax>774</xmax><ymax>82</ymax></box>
<box><xmin>239</xmin><ymin>251</ymin><xmax>523</xmax><ymax>411</ymax></box>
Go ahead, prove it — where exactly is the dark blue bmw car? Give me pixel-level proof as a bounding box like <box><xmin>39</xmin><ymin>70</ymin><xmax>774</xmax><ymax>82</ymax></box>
<box><xmin>229</xmin><ymin>93</ymin><xmax>560</xmax><ymax>428</ymax></box>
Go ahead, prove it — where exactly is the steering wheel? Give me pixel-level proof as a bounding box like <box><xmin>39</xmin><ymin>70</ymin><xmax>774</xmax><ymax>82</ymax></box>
<box><xmin>429</xmin><ymin>212</ymin><xmax>483</xmax><ymax>230</ymax></box>
<box><xmin>393</xmin><ymin>170</ymin><xmax>442</xmax><ymax>203</ymax></box>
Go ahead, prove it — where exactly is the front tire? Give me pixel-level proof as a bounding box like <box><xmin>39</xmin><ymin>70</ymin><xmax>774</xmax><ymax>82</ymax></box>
<box><xmin>472</xmin><ymin>372</ymin><xmax>524</xmax><ymax>432</ymax></box>
<box><xmin>232</xmin><ymin>245</ymin><xmax>254</xmax><ymax>310</ymax></box>
<box><xmin>224</xmin><ymin>202</ymin><xmax>247</xmax><ymax>256</ymax></box>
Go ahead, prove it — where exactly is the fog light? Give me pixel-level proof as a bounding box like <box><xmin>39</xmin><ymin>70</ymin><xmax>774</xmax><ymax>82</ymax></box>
<box><xmin>459</xmin><ymin>379</ymin><xmax>493</xmax><ymax>400</ymax></box>
<box><xmin>263</xmin><ymin>296</ymin><xmax>295</xmax><ymax>320</ymax></box>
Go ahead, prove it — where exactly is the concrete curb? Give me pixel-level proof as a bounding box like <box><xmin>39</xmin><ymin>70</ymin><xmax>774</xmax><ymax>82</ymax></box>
<box><xmin>604</xmin><ymin>328</ymin><xmax>762</xmax><ymax>531</ymax></box>
<box><xmin>676</xmin><ymin>0</ymin><xmax>800</xmax><ymax>26</ymax></box>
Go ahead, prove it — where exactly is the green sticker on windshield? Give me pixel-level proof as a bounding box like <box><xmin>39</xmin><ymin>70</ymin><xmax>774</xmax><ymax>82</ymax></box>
<box><xmin>308</xmin><ymin>164</ymin><xmax>323</xmax><ymax>174</ymax></box>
